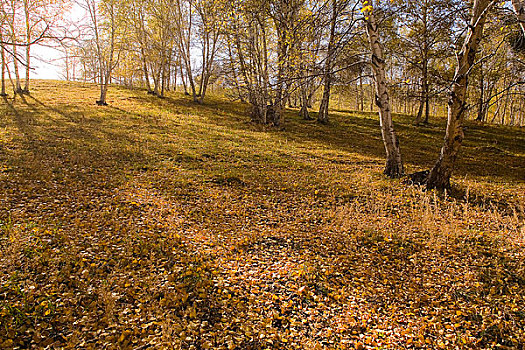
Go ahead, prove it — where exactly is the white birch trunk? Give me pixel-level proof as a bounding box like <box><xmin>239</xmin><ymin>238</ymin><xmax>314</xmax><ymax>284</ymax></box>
<box><xmin>427</xmin><ymin>0</ymin><xmax>494</xmax><ymax>190</ymax></box>
<box><xmin>363</xmin><ymin>1</ymin><xmax>404</xmax><ymax>178</ymax></box>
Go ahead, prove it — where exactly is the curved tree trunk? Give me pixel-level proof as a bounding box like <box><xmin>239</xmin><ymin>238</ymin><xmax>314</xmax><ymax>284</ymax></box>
<box><xmin>427</xmin><ymin>0</ymin><xmax>493</xmax><ymax>190</ymax></box>
<box><xmin>363</xmin><ymin>1</ymin><xmax>404</xmax><ymax>178</ymax></box>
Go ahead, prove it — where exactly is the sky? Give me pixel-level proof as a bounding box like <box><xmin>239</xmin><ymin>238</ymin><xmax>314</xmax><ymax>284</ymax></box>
<box><xmin>30</xmin><ymin>3</ymin><xmax>86</xmax><ymax>80</ymax></box>
<box><xmin>31</xmin><ymin>46</ymin><xmax>65</xmax><ymax>80</ymax></box>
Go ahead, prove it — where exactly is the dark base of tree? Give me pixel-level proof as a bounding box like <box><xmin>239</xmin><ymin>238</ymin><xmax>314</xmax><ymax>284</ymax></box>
<box><xmin>96</xmin><ymin>100</ymin><xmax>108</xmax><ymax>106</ymax></box>
<box><xmin>403</xmin><ymin>170</ymin><xmax>430</xmax><ymax>185</ymax></box>
<box><xmin>317</xmin><ymin>108</ymin><xmax>329</xmax><ymax>124</ymax></box>
<box><xmin>383</xmin><ymin>159</ymin><xmax>404</xmax><ymax>179</ymax></box>
<box><xmin>426</xmin><ymin>161</ymin><xmax>451</xmax><ymax>191</ymax></box>
<box><xmin>251</xmin><ymin>104</ymin><xmax>281</xmax><ymax>127</ymax></box>
<box><xmin>0</xmin><ymin>93</ymin><xmax>7</xmax><ymax>97</ymax></box>
<box><xmin>299</xmin><ymin>106</ymin><xmax>311</xmax><ymax>120</ymax></box>
<box><xmin>509</xmin><ymin>31</ymin><xmax>525</xmax><ymax>53</ymax></box>
<box><xmin>147</xmin><ymin>91</ymin><xmax>166</xmax><ymax>99</ymax></box>
<box><xmin>405</xmin><ymin>169</ymin><xmax>454</xmax><ymax>195</ymax></box>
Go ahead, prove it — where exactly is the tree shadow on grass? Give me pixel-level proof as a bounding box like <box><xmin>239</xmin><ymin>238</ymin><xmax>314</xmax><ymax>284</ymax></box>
<box><xmin>163</xmin><ymin>95</ymin><xmax>525</xmax><ymax>184</ymax></box>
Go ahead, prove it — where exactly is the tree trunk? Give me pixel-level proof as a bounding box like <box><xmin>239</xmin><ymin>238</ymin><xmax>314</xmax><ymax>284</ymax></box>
<box><xmin>318</xmin><ymin>0</ymin><xmax>337</xmax><ymax>124</ymax></box>
<box><xmin>512</xmin><ymin>0</ymin><xmax>525</xmax><ymax>35</ymax></box>
<box><xmin>274</xmin><ymin>22</ymin><xmax>288</xmax><ymax>127</ymax></box>
<box><xmin>476</xmin><ymin>65</ymin><xmax>485</xmax><ymax>121</ymax></box>
<box><xmin>11</xmin><ymin>46</ymin><xmax>22</xmax><ymax>94</ymax></box>
<box><xmin>359</xmin><ymin>74</ymin><xmax>364</xmax><ymax>111</ymax></box>
<box><xmin>355</xmin><ymin>81</ymin><xmax>360</xmax><ymax>110</ymax></box>
<box><xmin>0</xmin><ymin>31</ymin><xmax>7</xmax><ymax>97</ymax></box>
<box><xmin>424</xmin><ymin>82</ymin><xmax>430</xmax><ymax>124</ymax></box>
<box><xmin>363</xmin><ymin>1</ymin><xmax>404</xmax><ymax>178</ymax></box>
<box><xmin>198</xmin><ymin>32</ymin><xmax>218</xmax><ymax>104</ymax></box>
<box><xmin>186</xmin><ymin>59</ymin><xmax>197</xmax><ymax>102</ymax></box>
<box><xmin>172</xmin><ymin>60</ymin><xmax>177</xmax><ymax>91</ymax></box>
<box><xmin>415</xmin><ymin>57</ymin><xmax>429</xmax><ymax>125</ymax></box>
<box><xmin>141</xmin><ymin>47</ymin><xmax>152</xmax><ymax>93</ymax></box>
<box><xmin>427</xmin><ymin>0</ymin><xmax>492</xmax><ymax>190</ymax></box>
<box><xmin>404</xmin><ymin>81</ymin><xmax>408</xmax><ymax>115</ymax></box>
<box><xmin>180</xmin><ymin>63</ymin><xmax>188</xmax><ymax>95</ymax></box>
<box><xmin>369</xmin><ymin>83</ymin><xmax>374</xmax><ymax>112</ymax></box>
<box><xmin>23</xmin><ymin>0</ymin><xmax>31</xmax><ymax>93</ymax></box>
<box><xmin>415</xmin><ymin>98</ymin><xmax>424</xmax><ymax>125</ymax></box>
<box><xmin>160</xmin><ymin>53</ymin><xmax>167</xmax><ymax>97</ymax></box>
<box><xmin>318</xmin><ymin>79</ymin><xmax>331</xmax><ymax>123</ymax></box>
<box><xmin>299</xmin><ymin>78</ymin><xmax>312</xmax><ymax>120</ymax></box>
<box><xmin>97</xmin><ymin>71</ymin><xmax>109</xmax><ymax>105</ymax></box>
<box><xmin>165</xmin><ymin>49</ymin><xmax>172</xmax><ymax>92</ymax></box>
<box><xmin>299</xmin><ymin>101</ymin><xmax>310</xmax><ymax>120</ymax></box>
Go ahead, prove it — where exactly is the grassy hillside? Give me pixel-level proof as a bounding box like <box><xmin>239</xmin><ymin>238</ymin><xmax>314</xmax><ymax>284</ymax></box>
<box><xmin>0</xmin><ymin>80</ymin><xmax>524</xmax><ymax>349</ymax></box>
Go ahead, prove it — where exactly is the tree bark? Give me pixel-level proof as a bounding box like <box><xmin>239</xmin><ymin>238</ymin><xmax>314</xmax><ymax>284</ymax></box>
<box><xmin>198</xmin><ymin>30</ymin><xmax>219</xmax><ymax>104</ymax></box>
<box><xmin>512</xmin><ymin>0</ymin><xmax>525</xmax><ymax>35</ymax></box>
<box><xmin>8</xmin><ymin>0</ymin><xmax>22</xmax><ymax>94</ymax></box>
<box><xmin>0</xmin><ymin>31</ymin><xmax>7</xmax><ymax>96</ymax></box>
<box><xmin>427</xmin><ymin>0</ymin><xmax>493</xmax><ymax>190</ymax></box>
<box><xmin>363</xmin><ymin>1</ymin><xmax>404</xmax><ymax>178</ymax></box>
<box><xmin>318</xmin><ymin>0</ymin><xmax>338</xmax><ymax>124</ymax></box>
<box><xmin>299</xmin><ymin>76</ymin><xmax>311</xmax><ymax>120</ymax></box>
<box><xmin>174</xmin><ymin>0</ymin><xmax>197</xmax><ymax>102</ymax></box>
<box><xmin>23</xmin><ymin>0</ymin><xmax>31</xmax><ymax>93</ymax></box>
<box><xmin>359</xmin><ymin>74</ymin><xmax>364</xmax><ymax>111</ymax></box>
<box><xmin>415</xmin><ymin>96</ymin><xmax>424</xmax><ymax>125</ymax></box>
<box><xmin>424</xmin><ymin>82</ymin><xmax>430</xmax><ymax>124</ymax></box>
<box><xmin>476</xmin><ymin>63</ymin><xmax>485</xmax><ymax>121</ymax></box>
<box><xmin>274</xmin><ymin>26</ymin><xmax>287</xmax><ymax>126</ymax></box>
<box><xmin>93</xmin><ymin>0</ymin><xmax>117</xmax><ymax>106</ymax></box>
<box><xmin>141</xmin><ymin>47</ymin><xmax>152</xmax><ymax>93</ymax></box>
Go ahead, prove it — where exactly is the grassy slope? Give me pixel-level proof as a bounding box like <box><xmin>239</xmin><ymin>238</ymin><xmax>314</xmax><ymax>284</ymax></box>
<box><xmin>0</xmin><ymin>80</ymin><xmax>524</xmax><ymax>349</ymax></box>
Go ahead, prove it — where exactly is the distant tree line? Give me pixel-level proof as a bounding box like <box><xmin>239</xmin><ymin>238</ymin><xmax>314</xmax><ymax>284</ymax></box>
<box><xmin>1</xmin><ymin>0</ymin><xmax>524</xmax><ymax>189</ymax></box>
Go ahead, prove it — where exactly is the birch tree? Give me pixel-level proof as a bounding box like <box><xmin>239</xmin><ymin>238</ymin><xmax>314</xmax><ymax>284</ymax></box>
<box><xmin>426</xmin><ymin>0</ymin><xmax>495</xmax><ymax>190</ymax></box>
<box><xmin>362</xmin><ymin>0</ymin><xmax>404</xmax><ymax>178</ymax></box>
<box><xmin>0</xmin><ymin>2</ymin><xmax>7</xmax><ymax>97</ymax></box>
<box><xmin>317</xmin><ymin>0</ymin><xmax>339</xmax><ymax>124</ymax></box>
<box><xmin>83</xmin><ymin>0</ymin><xmax>122</xmax><ymax>105</ymax></box>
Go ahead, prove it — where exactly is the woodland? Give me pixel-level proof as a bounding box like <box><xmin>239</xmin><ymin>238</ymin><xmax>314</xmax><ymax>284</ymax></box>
<box><xmin>1</xmin><ymin>0</ymin><xmax>525</xmax><ymax>349</ymax></box>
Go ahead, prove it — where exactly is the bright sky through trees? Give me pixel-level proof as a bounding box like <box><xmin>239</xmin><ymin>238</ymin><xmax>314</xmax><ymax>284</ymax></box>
<box><xmin>31</xmin><ymin>3</ymin><xmax>85</xmax><ymax>79</ymax></box>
